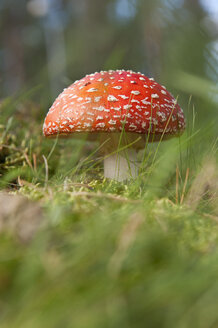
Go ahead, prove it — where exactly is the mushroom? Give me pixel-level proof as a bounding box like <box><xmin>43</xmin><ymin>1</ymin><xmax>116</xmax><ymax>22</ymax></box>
<box><xmin>43</xmin><ymin>70</ymin><xmax>185</xmax><ymax>181</ymax></box>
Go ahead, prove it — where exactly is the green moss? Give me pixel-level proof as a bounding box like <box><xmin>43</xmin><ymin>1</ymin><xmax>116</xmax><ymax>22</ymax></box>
<box><xmin>0</xmin><ymin>96</ymin><xmax>218</xmax><ymax>328</ymax></box>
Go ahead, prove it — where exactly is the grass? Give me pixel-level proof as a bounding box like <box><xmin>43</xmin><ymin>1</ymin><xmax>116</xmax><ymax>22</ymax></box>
<box><xmin>0</xmin><ymin>92</ymin><xmax>218</xmax><ymax>327</ymax></box>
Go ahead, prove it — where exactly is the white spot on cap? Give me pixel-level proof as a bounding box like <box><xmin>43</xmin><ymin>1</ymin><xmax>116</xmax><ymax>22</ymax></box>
<box><xmin>87</xmin><ymin>88</ymin><xmax>98</xmax><ymax>92</ymax></box>
<box><xmin>111</xmin><ymin>106</ymin><xmax>121</xmax><ymax>111</ymax></box>
<box><xmin>131</xmin><ymin>90</ymin><xmax>141</xmax><ymax>95</ymax></box>
<box><xmin>93</xmin><ymin>106</ymin><xmax>106</xmax><ymax>111</ymax></box>
<box><xmin>107</xmin><ymin>95</ymin><xmax>118</xmax><ymax>102</ymax></box>
<box><xmin>152</xmin><ymin>118</ymin><xmax>159</xmax><ymax>125</ymax></box>
<box><xmin>161</xmin><ymin>90</ymin><xmax>167</xmax><ymax>95</ymax></box>
<box><xmin>96</xmin><ymin>122</ymin><xmax>105</xmax><ymax>128</ymax></box>
<box><xmin>96</xmin><ymin>116</ymin><xmax>103</xmax><ymax>120</ymax></box>
<box><xmin>124</xmin><ymin>104</ymin><xmax>132</xmax><ymax>110</ymax></box>
<box><xmin>157</xmin><ymin>112</ymin><xmax>167</xmax><ymax>121</ymax></box>
<box><xmin>151</xmin><ymin>94</ymin><xmax>159</xmax><ymax>99</ymax></box>
<box><xmin>141</xmin><ymin>98</ymin><xmax>151</xmax><ymax>105</ymax></box>
<box><xmin>94</xmin><ymin>96</ymin><xmax>102</xmax><ymax>102</ymax></box>
<box><xmin>112</xmin><ymin>86</ymin><xmax>122</xmax><ymax>90</ymax></box>
<box><xmin>139</xmin><ymin>77</ymin><xmax>145</xmax><ymax>81</ymax></box>
<box><xmin>108</xmin><ymin>119</ymin><xmax>116</xmax><ymax>125</ymax></box>
<box><xmin>119</xmin><ymin>95</ymin><xmax>129</xmax><ymax>100</ymax></box>
<box><xmin>84</xmin><ymin>99</ymin><xmax>92</xmax><ymax>104</ymax></box>
<box><xmin>129</xmin><ymin>124</ymin><xmax>137</xmax><ymax>129</ymax></box>
<box><xmin>69</xmin><ymin>95</ymin><xmax>78</xmax><ymax>99</ymax></box>
<box><xmin>165</xmin><ymin>99</ymin><xmax>172</xmax><ymax>104</ymax></box>
<box><xmin>131</xmin><ymin>99</ymin><xmax>140</xmax><ymax>103</ymax></box>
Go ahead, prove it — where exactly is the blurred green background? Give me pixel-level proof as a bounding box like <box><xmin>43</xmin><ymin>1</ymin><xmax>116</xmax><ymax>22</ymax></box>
<box><xmin>0</xmin><ymin>0</ymin><xmax>217</xmax><ymax>129</ymax></box>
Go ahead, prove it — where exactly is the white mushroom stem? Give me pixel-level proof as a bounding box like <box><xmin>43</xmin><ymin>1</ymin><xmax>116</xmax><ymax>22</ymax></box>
<box><xmin>104</xmin><ymin>148</ymin><xmax>138</xmax><ymax>181</ymax></box>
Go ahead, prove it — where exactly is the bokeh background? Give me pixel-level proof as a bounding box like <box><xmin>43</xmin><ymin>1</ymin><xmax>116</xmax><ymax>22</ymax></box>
<box><xmin>0</xmin><ymin>0</ymin><xmax>217</xmax><ymax>131</ymax></box>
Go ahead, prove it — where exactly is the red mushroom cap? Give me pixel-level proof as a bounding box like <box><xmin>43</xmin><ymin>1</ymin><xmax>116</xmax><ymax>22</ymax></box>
<box><xmin>43</xmin><ymin>70</ymin><xmax>185</xmax><ymax>140</ymax></box>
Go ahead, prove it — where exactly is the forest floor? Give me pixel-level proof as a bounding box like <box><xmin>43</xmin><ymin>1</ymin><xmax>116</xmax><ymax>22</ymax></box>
<box><xmin>0</xmin><ymin>98</ymin><xmax>218</xmax><ymax>327</ymax></box>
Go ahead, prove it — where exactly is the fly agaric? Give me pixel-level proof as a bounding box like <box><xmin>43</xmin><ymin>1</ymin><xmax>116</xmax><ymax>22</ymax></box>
<box><xmin>43</xmin><ymin>70</ymin><xmax>185</xmax><ymax>181</ymax></box>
